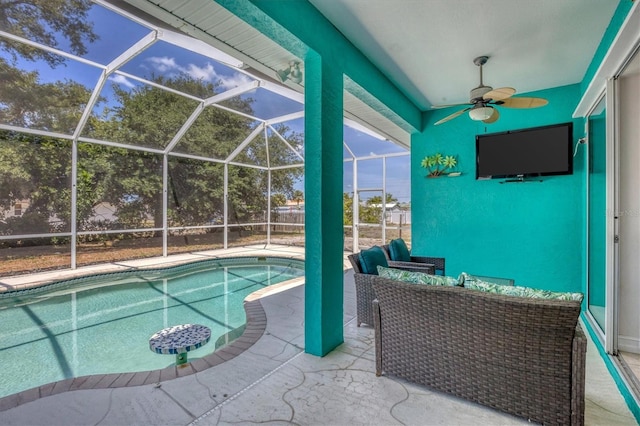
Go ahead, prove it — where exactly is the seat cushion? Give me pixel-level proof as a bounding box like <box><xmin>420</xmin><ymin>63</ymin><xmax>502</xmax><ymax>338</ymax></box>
<box><xmin>461</xmin><ymin>272</ymin><xmax>514</xmax><ymax>286</ymax></box>
<box><xmin>388</xmin><ymin>238</ymin><xmax>411</xmax><ymax>262</ymax></box>
<box><xmin>463</xmin><ymin>277</ymin><xmax>584</xmax><ymax>302</ymax></box>
<box><xmin>358</xmin><ymin>246</ymin><xmax>388</xmax><ymax>275</ymax></box>
<box><xmin>377</xmin><ymin>266</ymin><xmax>461</xmax><ymax>286</ymax></box>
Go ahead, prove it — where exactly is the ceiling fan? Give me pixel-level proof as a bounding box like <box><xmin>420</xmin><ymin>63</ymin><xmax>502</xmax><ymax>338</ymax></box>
<box><xmin>432</xmin><ymin>56</ymin><xmax>548</xmax><ymax>125</ymax></box>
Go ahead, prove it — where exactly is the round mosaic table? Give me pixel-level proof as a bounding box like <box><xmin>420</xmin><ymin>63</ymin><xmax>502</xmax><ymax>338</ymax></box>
<box><xmin>149</xmin><ymin>324</ymin><xmax>211</xmax><ymax>365</ymax></box>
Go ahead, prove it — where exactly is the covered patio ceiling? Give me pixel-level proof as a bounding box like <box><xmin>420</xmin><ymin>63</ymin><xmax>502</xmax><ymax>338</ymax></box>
<box><xmin>116</xmin><ymin>0</ymin><xmax>619</xmax><ymax>142</ymax></box>
<box><xmin>309</xmin><ymin>0</ymin><xmax>619</xmax><ymax>108</ymax></box>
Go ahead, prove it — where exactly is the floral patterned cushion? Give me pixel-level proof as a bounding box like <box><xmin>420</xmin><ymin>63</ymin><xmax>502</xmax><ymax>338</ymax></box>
<box><xmin>377</xmin><ymin>266</ymin><xmax>462</xmax><ymax>286</ymax></box>
<box><xmin>460</xmin><ymin>272</ymin><xmax>490</xmax><ymax>285</ymax></box>
<box><xmin>463</xmin><ymin>276</ymin><xmax>584</xmax><ymax>303</ymax></box>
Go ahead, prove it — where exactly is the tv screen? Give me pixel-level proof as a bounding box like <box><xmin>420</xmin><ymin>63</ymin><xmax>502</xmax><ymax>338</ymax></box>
<box><xmin>475</xmin><ymin>123</ymin><xmax>573</xmax><ymax>179</ymax></box>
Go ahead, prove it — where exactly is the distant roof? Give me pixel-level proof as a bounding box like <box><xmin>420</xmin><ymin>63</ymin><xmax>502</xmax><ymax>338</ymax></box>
<box><xmin>367</xmin><ymin>203</ymin><xmax>398</xmax><ymax>209</ymax></box>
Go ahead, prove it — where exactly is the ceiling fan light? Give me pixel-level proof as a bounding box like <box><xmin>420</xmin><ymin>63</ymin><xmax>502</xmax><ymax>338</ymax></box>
<box><xmin>469</xmin><ymin>106</ymin><xmax>494</xmax><ymax>121</ymax></box>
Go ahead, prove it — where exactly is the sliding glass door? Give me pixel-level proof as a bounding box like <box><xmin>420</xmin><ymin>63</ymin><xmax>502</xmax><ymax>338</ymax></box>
<box><xmin>587</xmin><ymin>94</ymin><xmax>607</xmax><ymax>332</ymax></box>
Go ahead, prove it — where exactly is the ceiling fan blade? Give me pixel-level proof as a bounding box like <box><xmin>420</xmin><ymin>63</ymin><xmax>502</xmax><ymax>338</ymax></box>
<box><xmin>483</xmin><ymin>87</ymin><xmax>515</xmax><ymax>101</ymax></box>
<box><xmin>434</xmin><ymin>107</ymin><xmax>471</xmax><ymax>125</ymax></box>
<box><xmin>499</xmin><ymin>97</ymin><xmax>549</xmax><ymax>108</ymax></box>
<box><xmin>482</xmin><ymin>107</ymin><xmax>500</xmax><ymax>124</ymax></box>
<box><xmin>431</xmin><ymin>102</ymin><xmax>472</xmax><ymax>109</ymax></box>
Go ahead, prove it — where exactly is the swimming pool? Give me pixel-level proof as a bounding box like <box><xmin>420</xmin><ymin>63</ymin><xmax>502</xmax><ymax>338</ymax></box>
<box><xmin>0</xmin><ymin>257</ymin><xmax>304</xmax><ymax>398</ymax></box>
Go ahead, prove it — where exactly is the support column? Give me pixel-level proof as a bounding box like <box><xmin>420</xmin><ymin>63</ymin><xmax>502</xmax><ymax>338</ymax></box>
<box><xmin>304</xmin><ymin>51</ymin><xmax>344</xmax><ymax>356</ymax></box>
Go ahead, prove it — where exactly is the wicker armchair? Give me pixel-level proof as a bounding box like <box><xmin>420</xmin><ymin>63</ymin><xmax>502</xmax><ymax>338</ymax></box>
<box><xmin>372</xmin><ymin>277</ymin><xmax>586</xmax><ymax>425</ymax></box>
<box><xmin>347</xmin><ymin>251</ymin><xmax>434</xmax><ymax>327</ymax></box>
<box><xmin>381</xmin><ymin>243</ymin><xmax>445</xmax><ymax>276</ymax></box>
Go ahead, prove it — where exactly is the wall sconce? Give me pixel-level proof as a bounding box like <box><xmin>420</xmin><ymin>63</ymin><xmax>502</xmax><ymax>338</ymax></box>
<box><xmin>277</xmin><ymin>61</ymin><xmax>303</xmax><ymax>84</ymax></box>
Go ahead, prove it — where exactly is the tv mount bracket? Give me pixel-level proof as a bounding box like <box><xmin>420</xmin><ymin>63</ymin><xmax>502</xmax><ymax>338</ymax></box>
<box><xmin>500</xmin><ymin>175</ymin><xmax>544</xmax><ymax>184</ymax></box>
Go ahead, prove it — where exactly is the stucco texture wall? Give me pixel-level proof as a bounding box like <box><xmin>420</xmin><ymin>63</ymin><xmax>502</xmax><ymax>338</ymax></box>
<box><xmin>411</xmin><ymin>84</ymin><xmax>584</xmax><ymax>293</ymax></box>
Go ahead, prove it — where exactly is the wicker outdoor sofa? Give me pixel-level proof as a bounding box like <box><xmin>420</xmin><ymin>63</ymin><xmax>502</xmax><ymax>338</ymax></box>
<box><xmin>371</xmin><ymin>276</ymin><xmax>587</xmax><ymax>425</ymax></box>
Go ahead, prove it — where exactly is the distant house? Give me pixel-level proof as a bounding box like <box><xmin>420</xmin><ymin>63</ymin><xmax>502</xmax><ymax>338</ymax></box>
<box><xmin>0</xmin><ymin>200</ymin><xmax>29</xmax><ymax>221</ymax></box>
<box><xmin>274</xmin><ymin>204</ymin><xmax>304</xmax><ymax>213</ymax></box>
<box><xmin>90</xmin><ymin>202</ymin><xmax>118</xmax><ymax>222</ymax></box>
<box><xmin>367</xmin><ymin>202</ymin><xmax>398</xmax><ymax>210</ymax></box>
<box><xmin>364</xmin><ymin>202</ymin><xmax>411</xmax><ymax>224</ymax></box>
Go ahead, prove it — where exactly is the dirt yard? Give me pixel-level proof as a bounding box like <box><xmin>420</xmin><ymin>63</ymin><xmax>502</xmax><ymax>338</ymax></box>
<box><xmin>0</xmin><ymin>227</ymin><xmax>409</xmax><ymax>277</ymax></box>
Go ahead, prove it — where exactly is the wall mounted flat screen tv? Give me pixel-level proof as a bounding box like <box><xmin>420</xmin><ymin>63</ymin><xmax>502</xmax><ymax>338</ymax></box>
<box><xmin>476</xmin><ymin>122</ymin><xmax>573</xmax><ymax>179</ymax></box>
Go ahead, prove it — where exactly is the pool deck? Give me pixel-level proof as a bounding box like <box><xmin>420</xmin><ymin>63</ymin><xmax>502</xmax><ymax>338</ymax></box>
<box><xmin>0</xmin><ymin>244</ymin><xmax>636</xmax><ymax>425</ymax></box>
<box><xmin>0</xmin><ymin>244</ymin><xmax>307</xmax><ymax>292</ymax></box>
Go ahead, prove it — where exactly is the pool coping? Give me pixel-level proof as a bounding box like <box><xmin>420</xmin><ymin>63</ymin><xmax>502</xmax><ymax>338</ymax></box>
<box><xmin>0</xmin><ymin>266</ymin><xmax>305</xmax><ymax>412</ymax></box>
<box><xmin>0</xmin><ymin>255</ymin><xmax>305</xmax><ymax>294</ymax></box>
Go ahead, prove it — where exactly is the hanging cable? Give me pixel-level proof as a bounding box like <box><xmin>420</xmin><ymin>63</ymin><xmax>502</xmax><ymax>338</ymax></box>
<box><xmin>573</xmin><ymin>137</ymin><xmax>586</xmax><ymax>157</ymax></box>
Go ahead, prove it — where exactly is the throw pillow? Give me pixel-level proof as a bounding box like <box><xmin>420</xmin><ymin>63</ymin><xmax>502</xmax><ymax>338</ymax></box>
<box><xmin>460</xmin><ymin>272</ymin><xmax>514</xmax><ymax>286</ymax></box>
<box><xmin>464</xmin><ymin>279</ymin><xmax>584</xmax><ymax>303</ymax></box>
<box><xmin>377</xmin><ymin>266</ymin><xmax>461</xmax><ymax>286</ymax></box>
<box><xmin>388</xmin><ymin>238</ymin><xmax>411</xmax><ymax>262</ymax></box>
<box><xmin>358</xmin><ymin>246</ymin><xmax>388</xmax><ymax>275</ymax></box>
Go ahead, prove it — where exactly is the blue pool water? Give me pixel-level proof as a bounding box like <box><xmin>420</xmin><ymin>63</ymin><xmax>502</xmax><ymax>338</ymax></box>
<box><xmin>0</xmin><ymin>257</ymin><xmax>304</xmax><ymax>398</ymax></box>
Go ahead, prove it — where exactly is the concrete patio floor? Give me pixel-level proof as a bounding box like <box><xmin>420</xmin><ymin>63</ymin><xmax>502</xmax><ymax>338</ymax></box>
<box><xmin>0</xmin><ymin>244</ymin><xmax>636</xmax><ymax>425</ymax></box>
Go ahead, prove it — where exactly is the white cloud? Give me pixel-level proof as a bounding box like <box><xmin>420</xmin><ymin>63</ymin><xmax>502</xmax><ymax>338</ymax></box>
<box><xmin>145</xmin><ymin>56</ymin><xmax>251</xmax><ymax>88</ymax></box>
<box><xmin>146</xmin><ymin>56</ymin><xmax>179</xmax><ymax>73</ymax></box>
<box><xmin>218</xmin><ymin>73</ymin><xmax>254</xmax><ymax>90</ymax></box>
<box><xmin>183</xmin><ymin>63</ymin><xmax>216</xmax><ymax>81</ymax></box>
<box><xmin>109</xmin><ymin>74</ymin><xmax>135</xmax><ymax>88</ymax></box>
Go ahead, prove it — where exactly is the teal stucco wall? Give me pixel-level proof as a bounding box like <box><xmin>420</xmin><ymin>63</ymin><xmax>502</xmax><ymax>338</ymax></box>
<box><xmin>581</xmin><ymin>0</ymin><xmax>636</xmax><ymax>95</ymax></box>
<box><xmin>216</xmin><ymin>0</ymin><xmax>421</xmax><ymax>356</ymax></box>
<box><xmin>412</xmin><ymin>84</ymin><xmax>584</xmax><ymax>293</ymax></box>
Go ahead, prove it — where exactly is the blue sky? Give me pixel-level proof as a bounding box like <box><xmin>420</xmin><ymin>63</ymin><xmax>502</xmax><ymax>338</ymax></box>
<box><xmin>0</xmin><ymin>1</ymin><xmax>411</xmax><ymax>202</ymax></box>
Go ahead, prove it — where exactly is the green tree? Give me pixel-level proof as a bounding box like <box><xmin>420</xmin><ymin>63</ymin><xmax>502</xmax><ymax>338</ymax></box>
<box><xmin>0</xmin><ymin>131</ymin><xmax>73</xmax><ymax>233</ymax></box>
<box><xmin>0</xmin><ymin>63</ymin><xmax>95</xmax><ymax>232</ymax></box>
<box><xmin>292</xmin><ymin>190</ymin><xmax>304</xmax><ymax>207</ymax></box>
<box><xmin>84</xmin><ymin>73</ymin><xmax>303</xmax><ymax>230</ymax></box>
<box><xmin>233</xmin><ymin>123</ymin><xmax>304</xmax><ymax>200</ymax></box>
<box><xmin>0</xmin><ymin>0</ymin><xmax>98</xmax><ymax>67</ymax></box>
<box><xmin>0</xmin><ymin>2</ymin><xmax>304</xmax><ymax>239</ymax></box>
<box><xmin>343</xmin><ymin>192</ymin><xmax>353</xmax><ymax>225</ymax></box>
<box><xmin>270</xmin><ymin>193</ymin><xmax>287</xmax><ymax>209</ymax></box>
<box><xmin>360</xmin><ymin>193</ymin><xmax>397</xmax><ymax>224</ymax></box>
<box><xmin>359</xmin><ymin>204</ymin><xmax>381</xmax><ymax>224</ymax></box>
<box><xmin>0</xmin><ymin>0</ymin><xmax>99</xmax><ymax>134</ymax></box>
<box><xmin>0</xmin><ymin>0</ymin><xmax>99</xmax><ymax>235</ymax></box>
<box><xmin>366</xmin><ymin>193</ymin><xmax>397</xmax><ymax>207</ymax></box>
<box><xmin>343</xmin><ymin>192</ymin><xmax>397</xmax><ymax>226</ymax></box>
<box><xmin>0</xmin><ymin>60</ymin><xmax>93</xmax><ymax>133</ymax></box>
